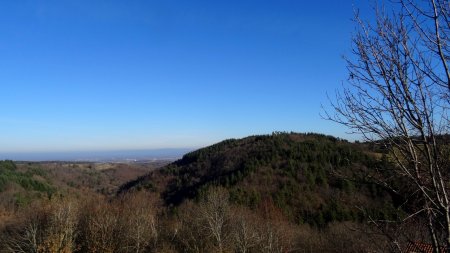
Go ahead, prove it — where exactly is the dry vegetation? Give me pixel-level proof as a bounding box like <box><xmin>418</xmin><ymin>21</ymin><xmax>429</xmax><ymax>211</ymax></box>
<box><xmin>0</xmin><ymin>160</ymin><xmax>168</xmax><ymax>228</ymax></box>
<box><xmin>0</xmin><ymin>133</ymin><xmax>418</xmax><ymax>252</ymax></box>
<box><xmin>35</xmin><ymin>161</ymin><xmax>169</xmax><ymax>195</ymax></box>
<box><xmin>0</xmin><ymin>187</ymin><xmax>390</xmax><ymax>253</ymax></box>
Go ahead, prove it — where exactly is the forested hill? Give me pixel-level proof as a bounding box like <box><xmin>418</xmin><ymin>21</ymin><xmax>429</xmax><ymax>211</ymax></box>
<box><xmin>120</xmin><ymin>132</ymin><xmax>401</xmax><ymax>226</ymax></box>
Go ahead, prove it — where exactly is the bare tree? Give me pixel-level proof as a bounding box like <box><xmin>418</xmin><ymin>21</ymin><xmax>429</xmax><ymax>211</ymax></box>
<box><xmin>79</xmin><ymin>197</ymin><xmax>121</xmax><ymax>253</ymax></box>
<box><xmin>326</xmin><ymin>0</ymin><xmax>449</xmax><ymax>252</ymax></box>
<box><xmin>229</xmin><ymin>207</ymin><xmax>260</xmax><ymax>253</ymax></box>
<box><xmin>4</xmin><ymin>199</ymin><xmax>78</xmax><ymax>253</ymax></box>
<box><xmin>121</xmin><ymin>192</ymin><xmax>159</xmax><ymax>253</ymax></box>
<box><xmin>42</xmin><ymin>200</ymin><xmax>78</xmax><ymax>253</ymax></box>
<box><xmin>175</xmin><ymin>187</ymin><xmax>232</xmax><ymax>252</ymax></box>
<box><xmin>175</xmin><ymin>200</ymin><xmax>210</xmax><ymax>253</ymax></box>
<box><xmin>5</xmin><ymin>219</ymin><xmax>41</xmax><ymax>253</ymax></box>
<box><xmin>198</xmin><ymin>187</ymin><xmax>230</xmax><ymax>253</ymax></box>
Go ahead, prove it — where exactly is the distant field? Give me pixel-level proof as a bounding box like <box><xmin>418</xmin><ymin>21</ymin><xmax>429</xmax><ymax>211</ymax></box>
<box><xmin>23</xmin><ymin>160</ymin><xmax>172</xmax><ymax>195</ymax></box>
<box><xmin>0</xmin><ymin>148</ymin><xmax>193</xmax><ymax>162</ymax></box>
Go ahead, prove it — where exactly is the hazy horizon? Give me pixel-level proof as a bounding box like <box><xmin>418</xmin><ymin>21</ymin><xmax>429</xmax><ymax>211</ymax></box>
<box><xmin>0</xmin><ymin>147</ymin><xmax>195</xmax><ymax>162</ymax></box>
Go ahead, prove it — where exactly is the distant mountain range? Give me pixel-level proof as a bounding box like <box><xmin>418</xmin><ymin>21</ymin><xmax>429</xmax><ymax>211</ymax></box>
<box><xmin>0</xmin><ymin>148</ymin><xmax>194</xmax><ymax>162</ymax></box>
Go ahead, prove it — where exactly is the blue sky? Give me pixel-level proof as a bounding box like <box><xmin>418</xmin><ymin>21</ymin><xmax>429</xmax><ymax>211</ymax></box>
<box><xmin>0</xmin><ymin>0</ymin><xmax>371</xmax><ymax>153</ymax></box>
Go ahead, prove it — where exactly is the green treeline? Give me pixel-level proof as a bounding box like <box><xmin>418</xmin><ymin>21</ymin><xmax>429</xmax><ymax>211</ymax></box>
<box><xmin>0</xmin><ymin>160</ymin><xmax>55</xmax><ymax>205</ymax></box>
<box><xmin>0</xmin><ymin>133</ymin><xmax>413</xmax><ymax>252</ymax></box>
<box><xmin>127</xmin><ymin>132</ymin><xmax>402</xmax><ymax>227</ymax></box>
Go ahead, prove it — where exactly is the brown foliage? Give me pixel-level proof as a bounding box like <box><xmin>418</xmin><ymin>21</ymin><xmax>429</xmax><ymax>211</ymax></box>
<box><xmin>2</xmin><ymin>198</ymin><xmax>78</xmax><ymax>253</ymax></box>
<box><xmin>77</xmin><ymin>192</ymin><xmax>160</xmax><ymax>253</ymax></box>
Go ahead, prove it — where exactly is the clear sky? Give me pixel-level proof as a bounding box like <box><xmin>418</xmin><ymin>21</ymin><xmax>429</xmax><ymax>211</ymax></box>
<box><xmin>0</xmin><ymin>0</ymin><xmax>372</xmax><ymax>153</ymax></box>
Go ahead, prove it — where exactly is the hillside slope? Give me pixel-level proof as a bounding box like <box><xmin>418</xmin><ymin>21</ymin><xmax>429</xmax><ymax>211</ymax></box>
<box><xmin>121</xmin><ymin>132</ymin><xmax>400</xmax><ymax>226</ymax></box>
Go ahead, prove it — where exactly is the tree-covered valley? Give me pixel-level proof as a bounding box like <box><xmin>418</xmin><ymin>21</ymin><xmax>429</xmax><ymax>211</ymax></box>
<box><xmin>0</xmin><ymin>132</ymin><xmax>426</xmax><ymax>252</ymax></box>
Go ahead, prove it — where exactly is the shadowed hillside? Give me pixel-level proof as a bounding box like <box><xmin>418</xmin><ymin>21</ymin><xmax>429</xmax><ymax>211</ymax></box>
<box><xmin>1</xmin><ymin>133</ymin><xmax>415</xmax><ymax>252</ymax></box>
<box><xmin>120</xmin><ymin>132</ymin><xmax>401</xmax><ymax>226</ymax></box>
